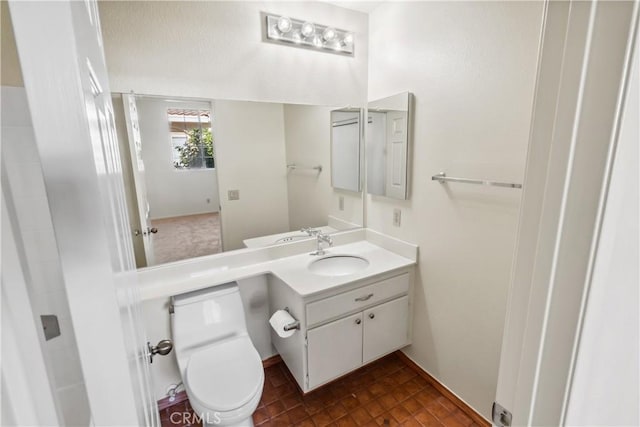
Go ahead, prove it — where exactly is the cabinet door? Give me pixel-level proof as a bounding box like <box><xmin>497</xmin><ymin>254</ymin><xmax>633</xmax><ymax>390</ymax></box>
<box><xmin>307</xmin><ymin>312</ymin><xmax>363</xmax><ymax>389</ymax></box>
<box><xmin>363</xmin><ymin>296</ymin><xmax>409</xmax><ymax>364</ymax></box>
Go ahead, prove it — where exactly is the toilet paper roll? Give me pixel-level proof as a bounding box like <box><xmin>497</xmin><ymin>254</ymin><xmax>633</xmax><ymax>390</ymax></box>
<box><xmin>269</xmin><ymin>310</ymin><xmax>297</xmax><ymax>338</ymax></box>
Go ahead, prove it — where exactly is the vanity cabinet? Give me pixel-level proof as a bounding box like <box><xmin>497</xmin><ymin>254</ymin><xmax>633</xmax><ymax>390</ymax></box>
<box><xmin>363</xmin><ymin>295</ymin><xmax>409</xmax><ymax>364</ymax></box>
<box><xmin>269</xmin><ymin>269</ymin><xmax>413</xmax><ymax>393</ymax></box>
<box><xmin>307</xmin><ymin>312</ymin><xmax>363</xmax><ymax>389</ymax></box>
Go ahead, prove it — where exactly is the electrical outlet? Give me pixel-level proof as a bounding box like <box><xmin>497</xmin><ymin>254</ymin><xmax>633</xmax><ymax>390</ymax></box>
<box><xmin>228</xmin><ymin>190</ymin><xmax>240</xmax><ymax>201</ymax></box>
<box><xmin>339</xmin><ymin>196</ymin><xmax>345</xmax><ymax>211</ymax></box>
<box><xmin>393</xmin><ymin>208</ymin><xmax>401</xmax><ymax>227</ymax></box>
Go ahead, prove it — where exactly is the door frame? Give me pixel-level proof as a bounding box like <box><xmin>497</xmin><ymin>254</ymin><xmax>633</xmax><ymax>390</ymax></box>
<box><xmin>8</xmin><ymin>0</ymin><xmax>157</xmax><ymax>424</ymax></box>
<box><xmin>495</xmin><ymin>1</ymin><xmax>639</xmax><ymax>425</ymax></box>
<box><xmin>1</xmin><ymin>192</ymin><xmax>60</xmax><ymax>426</ymax></box>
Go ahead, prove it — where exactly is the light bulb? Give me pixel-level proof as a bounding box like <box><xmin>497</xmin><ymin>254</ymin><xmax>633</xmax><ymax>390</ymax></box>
<box><xmin>330</xmin><ymin>40</ymin><xmax>342</xmax><ymax>51</ymax></box>
<box><xmin>277</xmin><ymin>16</ymin><xmax>292</xmax><ymax>34</ymax></box>
<box><xmin>292</xmin><ymin>30</ymin><xmax>302</xmax><ymax>44</ymax></box>
<box><xmin>301</xmin><ymin>22</ymin><xmax>315</xmax><ymax>38</ymax></box>
<box><xmin>322</xmin><ymin>27</ymin><xmax>337</xmax><ymax>42</ymax></box>
<box><xmin>312</xmin><ymin>34</ymin><xmax>323</xmax><ymax>48</ymax></box>
<box><xmin>343</xmin><ymin>33</ymin><xmax>354</xmax><ymax>46</ymax></box>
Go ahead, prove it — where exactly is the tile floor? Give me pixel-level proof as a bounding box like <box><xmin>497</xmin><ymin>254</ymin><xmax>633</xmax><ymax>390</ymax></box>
<box><xmin>160</xmin><ymin>353</ymin><xmax>480</xmax><ymax>427</ymax></box>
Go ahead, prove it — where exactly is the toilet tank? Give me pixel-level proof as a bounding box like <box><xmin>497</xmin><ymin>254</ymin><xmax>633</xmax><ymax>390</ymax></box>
<box><xmin>171</xmin><ymin>282</ymin><xmax>248</xmax><ymax>352</ymax></box>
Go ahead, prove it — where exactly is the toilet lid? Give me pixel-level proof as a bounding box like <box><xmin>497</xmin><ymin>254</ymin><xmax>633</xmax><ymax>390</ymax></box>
<box><xmin>186</xmin><ymin>336</ymin><xmax>264</xmax><ymax>412</ymax></box>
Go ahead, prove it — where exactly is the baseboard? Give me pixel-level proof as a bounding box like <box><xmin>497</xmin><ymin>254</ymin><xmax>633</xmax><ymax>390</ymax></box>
<box><xmin>395</xmin><ymin>351</ymin><xmax>491</xmax><ymax>427</ymax></box>
<box><xmin>262</xmin><ymin>354</ymin><xmax>283</xmax><ymax>368</ymax></box>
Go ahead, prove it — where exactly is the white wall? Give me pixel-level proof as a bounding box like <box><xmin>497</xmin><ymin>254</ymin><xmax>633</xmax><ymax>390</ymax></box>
<box><xmin>1</xmin><ymin>86</ymin><xmax>91</xmax><ymax>426</ymax></box>
<box><xmin>565</xmin><ymin>35</ymin><xmax>639</xmax><ymax>426</ymax></box>
<box><xmin>283</xmin><ymin>104</ymin><xmax>333</xmax><ymax>230</ymax></box>
<box><xmin>214</xmin><ymin>100</ymin><xmax>290</xmax><ymax>251</ymax></box>
<box><xmin>98</xmin><ymin>1</ymin><xmax>368</xmax><ymax>107</ymax></box>
<box><xmin>135</xmin><ymin>98</ymin><xmax>219</xmax><ymax>220</ymax></box>
<box><xmin>366</xmin><ymin>2</ymin><xmax>543</xmax><ymax>419</ymax></box>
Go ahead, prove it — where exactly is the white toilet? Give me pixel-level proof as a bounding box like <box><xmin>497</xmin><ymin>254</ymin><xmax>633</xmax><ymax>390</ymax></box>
<box><xmin>171</xmin><ymin>283</ymin><xmax>265</xmax><ymax>427</ymax></box>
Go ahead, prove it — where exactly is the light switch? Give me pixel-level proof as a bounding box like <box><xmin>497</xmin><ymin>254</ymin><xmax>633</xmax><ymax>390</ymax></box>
<box><xmin>228</xmin><ymin>190</ymin><xmax>240</xmax><ymax>201</ymax></box>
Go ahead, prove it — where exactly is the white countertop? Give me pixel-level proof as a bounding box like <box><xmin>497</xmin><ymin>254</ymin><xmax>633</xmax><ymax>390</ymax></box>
<box><xmin>243</xmin><ymin>225</ymin><xmax>337</xmax><ymax>248</ymax></box>
<box><xmin>137</xmin><ymin>229</ymin><xmax>418</xmax><ymax>301</ymax></box>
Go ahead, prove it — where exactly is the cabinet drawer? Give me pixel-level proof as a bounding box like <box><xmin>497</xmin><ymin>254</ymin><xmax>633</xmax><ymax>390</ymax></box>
<box><xmin>307</xmin><ymin>273</ymin><xmax>409</xmax><ymax>326</ymax></box>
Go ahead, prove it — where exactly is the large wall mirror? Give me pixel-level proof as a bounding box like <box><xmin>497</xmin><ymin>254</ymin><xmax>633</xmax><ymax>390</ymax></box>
<box><xmin>366</xmin><ymin>92</ymin><xmax>413</xmax><ymax>200</ymax></box>
<box><xmin>112</xmin><ymin>94</ymin><xmax>364</xmax><ymax>268</ymax></box>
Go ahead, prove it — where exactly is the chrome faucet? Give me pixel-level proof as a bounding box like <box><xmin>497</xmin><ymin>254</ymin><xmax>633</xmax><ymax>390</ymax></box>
<box><xmin>301</xmin><ymin>227</ymin><xmax>320</xmax><ymax>236</ymax></box>
<box><xmin>311</xmin><ymin>232</ymin><xmax>333</xmax><ymax>256</ymax></box>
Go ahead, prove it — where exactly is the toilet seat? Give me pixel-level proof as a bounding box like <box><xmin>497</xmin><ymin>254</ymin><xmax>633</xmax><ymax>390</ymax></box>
<box><xmin>185</xmin><ymin>336</ymin><xmax>264</xmax><ymax>413</ymax></box>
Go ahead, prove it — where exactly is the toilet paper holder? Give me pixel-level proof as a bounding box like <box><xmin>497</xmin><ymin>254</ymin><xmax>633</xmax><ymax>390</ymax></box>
<box><xmin>283</xmin><ymin>307</ymin><xmax>300</xmax><ymax>331</ymax></box>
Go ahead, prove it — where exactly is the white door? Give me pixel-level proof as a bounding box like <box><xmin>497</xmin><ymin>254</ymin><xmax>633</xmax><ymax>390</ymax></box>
<box><xmin>384</xmin><ymin>111</ymin><xmax>408</xmax><ymax>199</ymax></box>
<box><xmin>494</xmin><ymin>1</ymin><xmax>638</xmax><ymax>426</ymax></box>
<box><xmin>307</xmin><ymin>313</ymin><xmax>363</xmax><ymax>389</ymax></box>
<box><xmin>9</xmin><ymin>0</ymin><xmax>159</xmax><ymax>425</ymax></box>
<box><xmin>362</xmin><ymin>296</ymin><xmax>409</xmax><ymax>364</ymax></box>
<box><xmin>123</xmin><ymin>93</ymin><xmax>156</xmax><ymax>266</ymax></box>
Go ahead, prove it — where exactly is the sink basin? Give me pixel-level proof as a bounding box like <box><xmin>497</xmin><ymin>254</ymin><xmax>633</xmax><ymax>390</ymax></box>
<box><xmin>308</xmin><ymin>255</ymin><xmax>369</xmax><ymax>277</ymax></box>
<box><xmin>274</xmin><ymin>234</ymin><xmax>312</xmax><ymax>244</ymax></box>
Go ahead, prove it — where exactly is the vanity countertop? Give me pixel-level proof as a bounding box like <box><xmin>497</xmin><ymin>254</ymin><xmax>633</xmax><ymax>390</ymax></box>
<box><xmin>137</xmin><ymin>229</ymin><xmax>418</xmax><ymax>301</ymax></box>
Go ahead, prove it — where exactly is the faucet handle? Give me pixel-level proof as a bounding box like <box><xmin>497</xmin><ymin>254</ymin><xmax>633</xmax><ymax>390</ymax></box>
<box><xmin>301</xmin><ymin>227</ymin><xmax>320</xmax><ymax>236</ymax></box>
<box><xmin>318</xmin><ymin>233</ymin><xmax>333</xmax><ymax>246</ymax></box>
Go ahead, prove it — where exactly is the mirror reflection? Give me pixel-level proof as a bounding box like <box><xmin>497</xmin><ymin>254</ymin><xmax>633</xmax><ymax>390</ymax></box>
<box><xmin>367</xmin><ymin>92</ymin><xmax>412</xmax><ymax>200</ymax></box>
<box><xmin>331</xmin><ymin>108</ymin><xmax>362</xmax><ymax>193</ymax></box>
<box><xmin>112</xmin><ymin>95</ymin><xmax>364</xmax><ymax>268</ymax></box>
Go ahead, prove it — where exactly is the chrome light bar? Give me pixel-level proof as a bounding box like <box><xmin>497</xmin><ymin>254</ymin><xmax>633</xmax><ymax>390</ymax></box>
<box><xmin>264</xmin><ymin>13</ymin><xmax>354</xmax><ymax>56</ymax></box>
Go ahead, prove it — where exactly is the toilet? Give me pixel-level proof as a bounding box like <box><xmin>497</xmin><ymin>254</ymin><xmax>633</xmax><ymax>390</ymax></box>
<box><xmin>171</xmin><ymin>282</ymin><xmax>265</xmax><ymax>427</ymax></box>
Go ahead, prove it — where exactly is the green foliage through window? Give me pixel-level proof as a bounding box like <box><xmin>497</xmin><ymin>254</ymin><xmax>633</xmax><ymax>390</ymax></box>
<box><xmin>174</xmin><ymin>127</ymin><xmax>214</xmax><ymax>169</ymax></box>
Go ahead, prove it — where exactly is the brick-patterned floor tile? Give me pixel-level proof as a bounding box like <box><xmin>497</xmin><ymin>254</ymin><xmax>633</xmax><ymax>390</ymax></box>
<box><xmin>159</xmin><ymin>353</ymin><xmax>485</xmax><ymax>427</ymax></box>
<box><xmin>326</xmin><ymin>402</ymin><xmax>348</xmax><ymax>420</ymax></box>
<box><xmin>425</xmin><ymin>399</ymin><xmax>453</xmax><ymax>421</ymax></box>
<box><xmin>389</xmin><ymin>405</ymin><xmax>412</xmax><ymax>423</ymax></box>
<box><xmin>350</xmin><ymin>406</ymin><xmax>373</xmax><ymax>425</ymax></box>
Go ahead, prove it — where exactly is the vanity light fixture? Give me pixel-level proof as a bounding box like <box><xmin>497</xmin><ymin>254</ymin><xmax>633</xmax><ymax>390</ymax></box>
<box><xmin>264</xmin><ymin>13</ymin><xmax>354</xmax><ymax>56</ymax></box>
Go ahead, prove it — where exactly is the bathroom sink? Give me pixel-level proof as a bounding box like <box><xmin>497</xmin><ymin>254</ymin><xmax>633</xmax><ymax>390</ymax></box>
<box><xmin>308</xmin><ymin>255</ymin><xmax>369</xmax><ymax>277</ymax></box>
<box><xmin>274</xmin><ymin>234</ymin><xmax>312</xmax><ymax>244</ymax></box>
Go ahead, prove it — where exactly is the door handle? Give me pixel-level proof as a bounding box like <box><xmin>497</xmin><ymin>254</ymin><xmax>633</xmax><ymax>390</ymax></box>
<box><xmin>355</xmin><ymin>293</ymin><xmax>374</xmax><ymax>302</ymax></box>
<box><xmin>142</xmin><ymin>227</ymin><xmax>158</xmax><ymax>236</ymax></box>
<box><xmin>148</xmin><ymin>339</ymin><xmax>173</xmax><ymax>363</ymax></box>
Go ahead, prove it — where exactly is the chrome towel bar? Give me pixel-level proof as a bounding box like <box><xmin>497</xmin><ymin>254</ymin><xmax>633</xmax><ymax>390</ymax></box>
<box><xmin>431</xmin><ymin>172</ymin><xmax>522</xmax><ymax>189</ymax></box>
<box><xmin>287</xmin><ymin>163</ymin><xmax>323</xmax><ymax>173</ymax></box>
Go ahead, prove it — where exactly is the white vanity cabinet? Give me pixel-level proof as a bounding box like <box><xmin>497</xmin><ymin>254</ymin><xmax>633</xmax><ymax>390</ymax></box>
<box><xmin>362</xmin><ymin>295</ymin><xmax>409</xmax><ymax>364</ymax></box>
<box><xmin>269</xmin><ymin>269</ymin><xmax>412</xmax><ymax>393</ymax></box>
<box><xmin>307</xmin><ymin>312</ymin><xmax>363</xmax><ymax>389</ymax></box>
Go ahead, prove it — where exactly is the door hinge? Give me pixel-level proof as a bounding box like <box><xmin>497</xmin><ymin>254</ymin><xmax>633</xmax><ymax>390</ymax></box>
<box><xmin>304</xmin><ymin>334</ymin><xmax>308</xmax><ymax>347</ymax></box>
<box><xmin>492</xmin><ymin>401</ymin><xmax>512</xmax><ymax>427</ymax></box>
<box><xmin>40</xmin><ymin>315</ymin><xmax>61</xmax><ymax>341</ymax></box>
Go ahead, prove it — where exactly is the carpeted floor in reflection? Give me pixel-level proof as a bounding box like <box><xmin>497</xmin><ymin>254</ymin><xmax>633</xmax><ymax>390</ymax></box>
<box><xmin>151</xmin><ymin>212</ymin><xmax>221</xmax><ymax>264</ymax></box>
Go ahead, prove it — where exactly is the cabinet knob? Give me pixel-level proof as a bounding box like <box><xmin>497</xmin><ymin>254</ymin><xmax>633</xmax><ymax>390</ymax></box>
<box><xmin>369</xmin><ymin>313</ymin><xmax>375</xmax><ymax>319</ymax></box>
<box><xmin>355</xmin><ymin>318</ymin><xmax>361</xmax><ymax>325</ymax></box>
